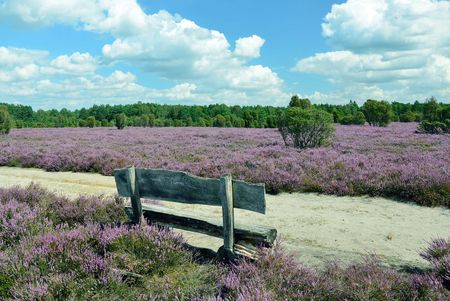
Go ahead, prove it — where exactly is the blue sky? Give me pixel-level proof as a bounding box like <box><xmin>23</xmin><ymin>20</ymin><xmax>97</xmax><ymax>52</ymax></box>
<box><xmin>0</xmin><ymin>0</ymin><xmax>449</xmax><ymax>109</ymax></box>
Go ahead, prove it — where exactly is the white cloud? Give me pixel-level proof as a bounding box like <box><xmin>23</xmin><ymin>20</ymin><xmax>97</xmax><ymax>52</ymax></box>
<box><xmin>0</xmin><ymin>0</ymin><xmax>287</xmax><ymax>106</ymax></box>
<box><xmin>48</xmin><ymin>52</ymin><xmax>97</xmax><ymax>75</ymax></box>
<box><xmin>165</xmin><ymin>83</ymin><xmax>197</xmax><ymax>100</ymax></box>
<box><xmin>294</xmin><ymin>50</ymin><xmax>425</xmax><ymax>84</ymax></box>
<box><xmin>294</xmin><ymin>0</ymin><xmax>450</xmax><ymax>103</ymax></box>
<box><xmin>0</xmin><ymin>46</ymin><xmax>47</xmax><ymax>66</ymax></box>
<box><xmin>0</xmin><ymin>47</ymin><xmax>98</xmax><ymax>82</ymax></box>
<box><xmin>234</xmin><ymin>35</ymin><xmax>265</xmax><ymax>59</ymax></box>
<box><xmin>0</xmin><ymin>47</ymin><xmax>286</xmax><ymax>108</ymax></box>
<box><xmin>322</xmin><ymin>0</ymin><xmax>450</xmax><ymax>52</ymax></box>
<box><xmin>0</xmin><ymin>0</ymin><xmax>104</xmax><ymax>31</ymax></box>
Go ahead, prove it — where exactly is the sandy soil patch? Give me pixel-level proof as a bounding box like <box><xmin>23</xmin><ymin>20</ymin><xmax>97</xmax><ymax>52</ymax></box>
<box><xmin>1</xmin><ymin>166</ymin><xmax>448</xmax><ymax>269</ymax></box>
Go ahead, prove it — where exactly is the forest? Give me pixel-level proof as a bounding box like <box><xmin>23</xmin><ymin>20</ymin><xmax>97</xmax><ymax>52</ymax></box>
<box><xmin>1</xmin><ymin>98</ymin><xmax>449</xmax><ymax>129</ymax></box>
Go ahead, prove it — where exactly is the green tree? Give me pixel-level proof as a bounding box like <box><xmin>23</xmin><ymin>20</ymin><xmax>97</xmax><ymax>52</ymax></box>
<box><xmin>339</xmin><ymin>115</ymin><xmax>353</xmax><ymax>125</ymax></box>
<box><xmin>55</xmin><ymin>115</ymin><xmax>66</xmax><ymax>128</ymax></box>
<box><xmin>100</xmin><ymin>119</ymin><xmax>109</xmax><ymax>127</ymax></box>
<box><xmin>399</xmin><ymin>111</ymin><xmax>417</xmax><ymax>122</ymax></box>
<box><xmin>115</xmin><ymin>113</ymin><xmax>127</xmax><ymax>130</ymax></box>
<box><xmin>213</xmin><ymin>114</ymin><xmax>226</xmax><ymax>127</ymax></box>
<box><xmin>353</xmin><ymin>111</ymin><xmax>366</xmax><ymax>125</ymax></box>
<box><xmin>362</xmin><ymin>99</ymin><xmax>393</xmax><ymax>127</ymax></box>
<box><xmin>14</xmin><ymin>119</ymin><xmax>24</xmax><ymax>129</ymax></box>
<box><xmin>140</xmin><ymin>115</ymin><xmax>150</xmax><ymax>127</ymax></box>
<box><xmin>0</xmin><ymin>106</ymin><xmax>11</xmax><ymax>134</ymax></box>
<box><xmin>423</xmin><ymin>97</ymin><xmax>440</xmax><ymax>121</ymax></box>
<box><xmin>418</xmin><ymin>97</ymin><xmax>449</xmax><ymax>134</ymax></box>
<box><xmin>86</xmin><ymin>116</ymin><xmax>96</xmax><ymax>128</ymax></box>
<box><xmin>289</xmin><ymin>95</ymin><xmax>311</xmax><ymax>109</ymax></box>
<box><xmin>148</xmin><ymin>114</ymin><xmax>156</xmax><ymax>127</ymax></box>
<box><xmin>278</xmin><ymin>107</ymin><xmax>334</xmax><ymax>148</ymax></box>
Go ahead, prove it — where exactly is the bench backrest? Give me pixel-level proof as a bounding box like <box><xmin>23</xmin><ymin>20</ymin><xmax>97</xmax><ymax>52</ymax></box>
<box><xmin>114</xmin><ymin>167</ymin><xmax>266</xmax><ymax>214</ymax></box>
<box><xmin>114</xmin><ymin>166</ymin><xmax>267</xmax><ymax>259</ymax></box>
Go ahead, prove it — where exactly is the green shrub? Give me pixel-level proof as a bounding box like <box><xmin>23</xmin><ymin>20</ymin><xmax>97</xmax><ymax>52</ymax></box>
<box><xmin>278</xmin><ymin>107</ymin><xmax>335</xmax><ymax>148</ymax></box>
<box><xmin>399</xmin><ymin>111</ymin><xmax>418</xmax><ymax>122</ymax></box>
<box><xmin>339</xmin><ymin>111</ymin><xmax>366</xmax><ymax>125</ymax></box>
<box><xmin>418</xmin><ymin>98</ymin><xmax>450</xmax><ymax>134</ymax></box>
<box><xmin>13</xmin><ymin>119</ymin><xmax>24</xmax><ymax>129</ymax></box>
<box><xmin>0</xmin><ymin>274</ymin><xmax>13</xmax><ymax>299</ymax></box>
<box><xmin>362</xmin><ymin>99</ymin><xmax>394</xmax><ymax>127</ymax></box>
<box><xmin>289</xmin><ymin>95</ymin><xmax>312</xmax><ymax>109</ymax></box>
<box><xmin>86</xmin><ymin>116</ymin><xmax>96</xmax><ymax>128</ymax></box>
<box><xmin>100</xmin><ymin>119</ymin><xmax>109</xmax><ymax>127</ymax></box>
<box><xmin>115</xmin><ymin>113</ymin><xmax>127</xmax><ymax>130</ymax></box>
<box><xmin>213</xmin><ymin>114</ymin><xmax>226</xmax><ymax>127</ymax></box>
<box><xmin>0</xmin><ymin>106</ymin><xmax>11</xmax><ymax>135</ymax></box>
<box><xmin>418</xmin><ymin>120</ymin><xmax>448</xmax><ymax>134</ymax></box>
<box><xmin>353</xmin><ymin>111</ymin><xmax>366</xmax><ymax>125</ymax></box>
<box><xmin>339</xmin><ymin>115</ymin><xmax>353</xmax><ymax>125</ymax></box>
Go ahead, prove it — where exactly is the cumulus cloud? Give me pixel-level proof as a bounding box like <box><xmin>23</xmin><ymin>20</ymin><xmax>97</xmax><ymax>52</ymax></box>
<box><xmin>234</xmin><ymin>35</ymin><xmax>265</xmax><ymax>59</ymax></box>
<box><xmin>48</xmin><ymin>52</ymin><xmax>98</xmax><ymax>75</ymax></box>
<box><xmin>0</xmin><ymin>47</ymin><xmax>98</xmax><ymax>82</ymax></box>
<box><xmin>0</xmin><ymin>46</ymin><xmax>47</xmax><ymax>66</ymax></box>
<box><xmin>322</xmin><ymin>0</ymin><xmax>450</xmax><ymax>52</ymax></box>
<box><xmin>0</xmin><ymin>47</ymin><xmax>285</xmax><ymax>108</ymax></box>
<box><xmin>293</xmin><ymin>0</ymin><xmax>450</xmax><ymax>103</ymax></box>
<box><xmin>0</xmin><ymin>0</ymin><xmax>287</xmax><ymax>106</ymax></box>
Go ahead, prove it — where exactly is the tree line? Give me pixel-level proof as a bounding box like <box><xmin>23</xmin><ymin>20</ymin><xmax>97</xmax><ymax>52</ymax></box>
<box><xmin>0</xmin><ymin>98</ymin><xmax>449</xmax><ymax>130</ymax></box>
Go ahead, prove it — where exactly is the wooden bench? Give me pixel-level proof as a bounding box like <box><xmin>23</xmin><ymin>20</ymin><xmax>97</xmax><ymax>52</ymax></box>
<box><xmin>113</xmin><ymin>166</ymin><xmax>277</xmax><ymax>259</ymax></box>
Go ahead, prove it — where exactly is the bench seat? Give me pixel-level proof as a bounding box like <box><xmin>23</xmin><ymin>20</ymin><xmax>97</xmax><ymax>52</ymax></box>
<box><xmin>124</xmin><ymin>203</ymin><xmax>277</xmax><ymax>247</ymax></box>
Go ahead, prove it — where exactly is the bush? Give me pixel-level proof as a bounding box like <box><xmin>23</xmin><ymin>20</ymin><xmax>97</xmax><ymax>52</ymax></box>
<box><xmin>339</xmin><ymin>115</ymin><xmax>353</xmax><ymax>125</ymax></box>
<box><xmin>353</xmin><ymin>111</ymin><xmax>366</xmax><ymax>125</ymax></box>
<box><xmin>13</xmin><ymin>119</ymin><xmax>24</xmax><ymax>129</ymax></box>
<box><xmin>340</xmin><ymin>111</ymin><xmax>366</xmax><ymax>125</ymax></box>
<box><xmin>0</xmin><ymin>106</ymin><xmax>11</xmax><ymax>135</ymax></box>
<box><xmin>423</xmin><ymin>97</ymin><xmax>440</xmax><ymax>122</ymax></box>
<box><xmin>362</xmin><ymin>99</ymin><xmax>394</xmax><ymax>127</ymax></box>
<box><xmin>289</xmin><ymin>95</ymin><xmax>312</xmax><ymax>109</ymax></box>
<box><xmin>213</xmin><ymin>114</ymin><xmax>226</xmax><ymax>127</ymax></box>
<box><xmin>400</xmin><ymin>111</ymin><xmax>418</xmax><ymax>122</ymax></box>
<box><xmin>418</xmin><ymin>120</ymin><xmax>448</xmax><ymax>134</ymax></box>
<box><xmin>418</xmin><ymin>98</ymin><xmax>450</xmax><ymax>134</ymax></box>
<box><xmin>278</xmin><ymin>107</ymin><xmax>334</xmax><ymax>148</ymax></box>
<box><xmin>86</xmin><ymin>116</ymin><xmax>96</xmax><ymax>128</ymax></box>
<box><xmin>115</xmin><ymin>113</ymin><xmax>127</xmax><ymax>130</ymax></box>
<box><xmin>421</xmin><ymin>237</ymin><xmax>450</xmax><ymax>289</ymax></box>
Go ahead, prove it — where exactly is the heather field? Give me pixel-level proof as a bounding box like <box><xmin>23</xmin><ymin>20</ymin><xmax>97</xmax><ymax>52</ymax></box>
<box><xmin>0</xmin><ymin>123</ymin><xmax>448</xmax><ymax>207</ymax></box>
<box><xmin>0</xmin><ymin>185</ymin><xmax>448</xmax><ymax>300</ymax></box>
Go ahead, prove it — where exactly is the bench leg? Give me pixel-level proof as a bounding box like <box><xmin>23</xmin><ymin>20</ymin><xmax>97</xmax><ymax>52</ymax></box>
<box><xmin>126</xmin><ymin>166</ymin><xmax>143</xmax><ymax>225</ymax></box>
<box><xmin>220</xmin><ymin>174</ymin><xmax>234</xmax><ymax>260</ymax></box>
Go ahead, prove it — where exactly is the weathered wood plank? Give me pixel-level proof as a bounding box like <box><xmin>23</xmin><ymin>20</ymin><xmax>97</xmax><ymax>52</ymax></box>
<box><xmin>137</xmin><ymin>168</ymin><xmax>223</xmax><ymax>206</ymax></box>
<box><xmin>124</xmin><ymin>203</ymin><xmax>277</xmax><ymax>246</ymax></box>
<box><xmin>221</xmin><ymin>174</ymin><xmax>234</xmax><ymax>257</ymax></box>
<box><xmin>114</xmin><ymin>168</ymin><xmax>131</xmax><ymax>197</ymax></box>
<box><xmin>126</xmin><ymin>166</ymin><xmax>143</xmax><ymax>225</ymax></box>
<box><xmin>232</xmin><ymin>180</ymin><xmax>266</xmax><ymax>214</ymax></box>
<box><xmin>114</xmin><ymin>167</ymin><xmax>266</xmax><ymax>214</ymax></box>
<box><xmin>234</xmin><ymin>241</ymin><xmax>258</xmax><ymax>260</ymax></box>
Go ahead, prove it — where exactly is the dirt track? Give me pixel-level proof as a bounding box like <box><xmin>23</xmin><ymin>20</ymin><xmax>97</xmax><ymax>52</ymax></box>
<box><xmin>1</xmin><ymin>166</ymin><xmax>449</xmax><ymax>269</ymax></box>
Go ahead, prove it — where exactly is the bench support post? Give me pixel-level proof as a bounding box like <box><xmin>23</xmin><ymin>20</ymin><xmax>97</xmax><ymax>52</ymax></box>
<box><xmin>220</xmin><ymin>174</ymin><xmax>234</xmax><ymax>259</ymax></box>
<box><xmin>126</xmin><ymin>166</ymin><xmax>143</xmax><ymax>225</ymax></box>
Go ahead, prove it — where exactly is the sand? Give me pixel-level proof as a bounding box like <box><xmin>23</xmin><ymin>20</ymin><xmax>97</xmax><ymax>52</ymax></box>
<box><xmin>0</xmin><ymin>166</ymin><xmax>448</xmax><ymax>269</ymax></box>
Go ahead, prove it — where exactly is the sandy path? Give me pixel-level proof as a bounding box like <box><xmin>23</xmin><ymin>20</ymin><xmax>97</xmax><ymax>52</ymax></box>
<box><xmin>0</xmin><ymin>166</ymin><xmax>448</xmax><ymax>269</ymax></box>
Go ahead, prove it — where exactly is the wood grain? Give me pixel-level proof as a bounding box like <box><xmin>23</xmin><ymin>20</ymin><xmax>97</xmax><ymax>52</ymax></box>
<box><xmin>114</xmin><ymin>167</ymin><xmax>266</xmax><ymax>214</ymax></box>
